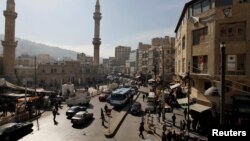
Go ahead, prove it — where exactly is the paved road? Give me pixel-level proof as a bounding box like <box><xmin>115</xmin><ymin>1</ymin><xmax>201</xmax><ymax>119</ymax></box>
<box><xmin>114</xmin><ymin>92</ymin><xmax>160</xmax><ymax>141</ymax></box>
<box><xmin>20</xmin><ymin>96</ymin><xmax>114</xmax><ymax>141</ymax></box>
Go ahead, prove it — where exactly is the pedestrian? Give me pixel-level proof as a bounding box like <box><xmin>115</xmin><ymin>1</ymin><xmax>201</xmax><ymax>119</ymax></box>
<box><xmin>184</xmin><ymin>108</ymin><xmax>187</xmax><ymax>119</ymax></box>
<box><xmin>180</xmin><ymin>120</ymin><xmax>183</xmax><ymax>130</ymax></box>
<box><xmin>161</xmin><ymin>131</ymin><xmax>166</xmax><ymax>141</ymax></box>
<box><xmin>52</xmin><ymin>108</ymin><xmax>57</xmax><ymax>121</ymax></box>
<box><xmin>139</xmin><ymin>123</ymin><xmax>145</xmax><ymax>139</ymax></box>
<box><xmin>162</xmin><ymin>124</ymin><xmax>167</xmax><ymax>132</ymax></box>
<box><xmin>172</xmin><ymin>113</ymin><xmax>176</xmax><ymax>126</ymax></box>
<box><xmin>141</xmin><ymin>116</ymin><xmax>145</xmax><ymax>124</ymax></box>
<box><xmin>183</xmin><ymin>120</ymin><xmax>186</xmax><ymax>130</ymax></box>
<box><xmin>100</xmin><ymin>108</ymin><xmax>105</xmax><ymax>120</ymax></box>
<box><xmin>172</xmin><ymin>130</ymin><xmax>176</xmax><ymax>141</ymax></box>
<box><xmin>142</xmin><ymin>94</ymin><xmax>145</xmax><ymax>102</ymax></box>
<box><xmin>187</xmin><ymin>119</ymin><xmax>191</xmax><ymax>130</ymax></box>
<box><xmin>104</xmin><ymin>104</ymin><xmax>108</xmax><ymax>113</ymax></box>
<box><xmin>101</xmin><ymin>114</ymin><xmax>105</xmax><ymax>126</ymax></box>
<box><xmin>167</xmin><ymin>130</ymin><xmax>172</xmax><ymax>141</ymax></box>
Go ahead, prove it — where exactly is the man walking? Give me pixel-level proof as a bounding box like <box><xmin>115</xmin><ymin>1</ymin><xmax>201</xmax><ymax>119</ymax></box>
<box><xmin>139</xmin><ymin>123</ymin><xmax>145</xmax><ymax>139</ymax></box>
<box><xmin>52</xmin><ymin>108</ymin><xmax>57</xmax><ymax>122</ymax></box>
<box><xmin>172</xmin><ymin>113</ymin><xmax>176</xmax><ymax>126</ymax></box>
<box><xmin>184</xmin><ymin>108</ymin><xmax>187</xmax><ymax>119</ymax></box>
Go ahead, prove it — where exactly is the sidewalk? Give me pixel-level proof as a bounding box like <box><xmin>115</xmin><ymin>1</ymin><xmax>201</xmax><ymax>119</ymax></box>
<box><xmin>137</xmin><ymin>85</ymin><xmax>208</xmax><ymax>141</ymax></box>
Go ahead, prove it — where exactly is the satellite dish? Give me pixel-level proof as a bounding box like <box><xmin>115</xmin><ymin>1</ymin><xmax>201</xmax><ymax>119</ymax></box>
<box><xmin>190</xmin><ymin>16</ymin><xmax>199</xmax><ymax>25</ymax></box>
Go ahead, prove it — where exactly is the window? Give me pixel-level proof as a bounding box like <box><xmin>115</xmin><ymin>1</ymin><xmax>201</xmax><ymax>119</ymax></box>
<box><xmin>192</xmin><ymin>55</ymin><xmax>208</xmax><ymax>73</ymax></box>
<box><xmin>182</xmin><ymin>58</ymin><xmax>185</xmax><ymax>73</ymax></box>
<box><xmin>178</xmin><ymin>60</ymin><xmax>181</xmax><ymax>73</ymax></box>
<box><xmin>219</xmin><ymin>0</ymin><xmax>232</xmax><ymax>6</ymax></box>
<box><xmin>193</xmin><ymin>2</ymin><xmax>201</xmax><ymax>16</ymax></box>
<box><xmin>243</xmin><ymin>86</ymin><xmax>250</xmax><ymax>93</ymax></box>
<box><xmin>202</xmin><ymin>0</ymin><xmax>210</xmax><ymax>12</ymax></box>
<box><xmin>204</xmin><ymin>81</ymin><xmax>212</xmax><ymax>91</ymax></box>
<box><xmin>182</xmin><ymin>36</ymin><xmax>185</xmax><ymax>49</ymax></box>
<box><xmin>226</xmin><ymin>54</ymin><xmax>245</xmax><ymax>75</ymax></box>
<box><xmin>193</xmin><ymin>27</ymin><xmax>208</xmax><ymax>45</ymax></box>
<box><xmin>220</xmin><ymin>22</ymin><xmax>246</xmax><ymax>41</ymax></box>
<box><xmin>189</xmin><ymin>0</ymin><xmax>214</xmax><ymax>17</ymax></box>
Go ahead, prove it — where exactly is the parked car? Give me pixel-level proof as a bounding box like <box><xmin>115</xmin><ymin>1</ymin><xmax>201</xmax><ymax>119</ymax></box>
<box><xmin>98</xmin><ymin>93</ymin><xmax>109</xmax><ymax>102</ymax></box>
<box><xmin>0</xmin><ymin>122</ymin><xmax>33</xmax><ymax>141</ymax></box>
<box><xmin>71</xmin><ymin>111</ymin><xmax>94</xmax><ymax>125</ymax></box>
<box><xmin>66</xmin><ymin>106</ymin><xmax>87</xmax><ymax>118</ymax></box>
<box><xmin>106</xmin><ymin>94</ymin><xmax>111</xmax><ymax>103</ymax></box>
<box><xmin>130</xmin><ymin>102</ymin><xmax>142</xmax><ymax>115</ymax></box>
<box><xmin>145</xmin><ymin>102</ymin><xmax>155</xmax><ymax>113</ymax></box>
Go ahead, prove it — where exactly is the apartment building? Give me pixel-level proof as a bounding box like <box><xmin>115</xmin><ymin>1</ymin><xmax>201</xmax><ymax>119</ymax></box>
<box><xmin>175</xmin><ymin>0</ymin><xmax>250</xmax><ymax>113</ymax></box>
<box><xmin>137</xmin><ymin>42</ymin><xmax>151</xmax><ymax>75</ymax></box>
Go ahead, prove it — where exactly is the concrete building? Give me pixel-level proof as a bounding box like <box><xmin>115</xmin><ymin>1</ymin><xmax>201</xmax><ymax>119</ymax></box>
<box><xmin>151</xmin><ymin>36</ymin><xmax>175</xmax><ymax>82</ymax></box>
<box><xmin>37</xmin><ymin>61</ymin><xmax>81</xmax><ymax>89</ymax></box>
<box><xmin>1</xmin><ymin>0</ymin><xmax>18</xmax><ymax>81</ymax></box>
<box><xmin>137</xmin><ymin>42</ymin><xmax>151</xmax><ymax>75</ymax></box>
<box><xmin>77</xmin><ymin>53</ymin><xmax>93</xmax><ymax>65</ymax></box>
<box><xmin>16</xmin><ymin>54</ymin><xmax>35</xmax><ymax>67</ymax></box>
<box><xmin>36</xmin><ymin>54</ymin><xmax>55</xmax><ymax>64</ymax></box>
<box><xmin>128</xmin><ymin>50</ymin><xmax>138</xmax><ymax>77</ymax></box>
<box><xmin>15</xmin><ymin>66</ymin><xmax>35</xmax><ymax>87</ymax></box>
<box><xmin>175</xmin><ymin>0</ymin><xmax>250</xmax><ymax>113</ymax></box>
<box><xmin>92</xmin><ymin>0</ymin><xmax>102</xmax><ymax>66</ymax></box>
<box><xmin>115</xmin><ymin>46</ymin><xmax>131</xmax><ymax>66</ymax></box>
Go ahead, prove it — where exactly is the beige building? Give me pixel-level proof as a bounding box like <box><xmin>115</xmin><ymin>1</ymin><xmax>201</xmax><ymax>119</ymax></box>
<box><xmin>150</xmin><ymin>36</ymin><xmax>175</xmax><ymax>82</ymax></box>
<box><xmin>115</xmin><ymin>46</ymin><xmax>131</xmax><ymax>66</ymax></box>
<box><xmin>175</xmin><ymin>0</ymin><xmax>250</xmax><ymax>112</ymax></box>
<box><xmin>137</xmin><ymin>42</ymin><xmax>151</xmax><ymax>75</ymax></box>
<box><xmin>77</xmin><ymin>53</ymin><xmax>93</xmax><ymax>65</ymax></box>
<box><xmin>37</xmin><ymin>61</ymin><xmax>82</xmax><ymax>88</ymax></box>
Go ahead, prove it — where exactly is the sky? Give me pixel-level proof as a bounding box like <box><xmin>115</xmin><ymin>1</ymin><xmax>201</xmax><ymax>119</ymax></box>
<box><xmin>0</xmin><ymin>0</ymin><xmax>186</xmax><ymax>58</ymax></box>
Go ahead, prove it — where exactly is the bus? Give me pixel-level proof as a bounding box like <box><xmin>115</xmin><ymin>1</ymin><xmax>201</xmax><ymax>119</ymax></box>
<box><xmin>109</xmin><ymin>88</ymin><xmax>132</xmax><ymax>107</ymax></box>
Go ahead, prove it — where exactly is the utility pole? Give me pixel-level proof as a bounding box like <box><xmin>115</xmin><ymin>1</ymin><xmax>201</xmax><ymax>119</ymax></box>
<box><xmin>187</xmin><ymin>62</ymin><xmax>191</xmax><ymax>138</ymax></box>
<box><xmin>220</xmin><ymin>42</ymin><xmax>225</xmax><ymax>125</ymax></box>
<box><xmin>153</xmin><ymin>64</ymin><xmax>157</xmax><ymax>93</ymax></box>
<box><xmin>162</xmin><ymin>48</ymin><xmax>164</xmax><ymax>83</ymax></box>
<box><xmin>34</xmin><ymin>56</ymin><xmax>38</xmax><ymax>116</ymax></box>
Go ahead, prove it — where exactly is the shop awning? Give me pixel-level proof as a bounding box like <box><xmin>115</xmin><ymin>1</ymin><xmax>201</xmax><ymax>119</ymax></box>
<box><xmin>190</xmin><ymin>103</ymin><xmax>211</xmax><ymax>113</ymax></box>
<box><xmin>170</xmin><ymin>83</ymin><xmax>181</xmax><ymax>89</ymax></box>
<box><xmin>148</xmin><ymin>79</ymin><xmax>155</xmax><ymax>82</ymax></box>
<box><xmin>177</xmin><ymin>97</ymin><xmax>188</xmax><ymax>105</ymax></box>
<box><xmin>18</xmin><ymin>96</ymin><xmax>39</xmax><ymax>102</ymax></box>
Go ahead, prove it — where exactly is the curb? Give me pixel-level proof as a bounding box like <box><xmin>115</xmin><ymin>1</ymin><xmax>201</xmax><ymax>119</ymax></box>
<box><xmin>104</xmin><ymin>92</ymin><xmax>141</xmax><ymax>138</ymax></box>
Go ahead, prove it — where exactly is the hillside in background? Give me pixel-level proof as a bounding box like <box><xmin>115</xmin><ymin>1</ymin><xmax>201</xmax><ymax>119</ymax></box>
<box><xmin>0</xmin><ymin>35</ymin><xmax>78</xmax><ymax>60</ymax></box>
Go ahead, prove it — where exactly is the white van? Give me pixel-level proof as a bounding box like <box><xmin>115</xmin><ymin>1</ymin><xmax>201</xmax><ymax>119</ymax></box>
<box><xmin>147</xmin><ymin>92</ymin><xmax>156</xmax><ymax>102</ymax></box>
<box><xmin>62</xmin><ymin>83</ymin><xmax>75</xmax><ymax>99</ymax></box>
<box><xmin>66</xmin><ymin>89</ymin><xmax>91</xmax><ymax>106</ymax></box>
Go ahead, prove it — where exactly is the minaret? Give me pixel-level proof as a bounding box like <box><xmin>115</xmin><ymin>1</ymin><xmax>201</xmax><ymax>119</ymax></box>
<box><xmin>1</xmin><ymin>0</ymin><xmax>18</xmax><ymax>80</ymax></box>
<box><xmin>92</xmin><ymin>0</ymin><xmax>102</xmax><ymax>66</ymax></box>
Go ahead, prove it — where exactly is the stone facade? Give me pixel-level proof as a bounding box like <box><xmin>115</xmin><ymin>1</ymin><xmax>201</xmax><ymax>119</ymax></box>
<box><xmin>175</xmin><ymin>0</ymin><xmax>250</xmax><ymax>111</ymax></box>
<box><xmin>37</xmin><ymin>61</ymin><xmax>82</xmax><ymax>89</ymax></box>
<box><xmin>114</xmin><ymin>46</ymin><xmax>131</xmax><ymax>66</ymax></box>
<box><xmin>77</xmin><ymin>53</ymin><xmax>93</xmax><ymax>65</ymax></box>
<box><xmin>1</xmin><ymin>0</ymin><xmax>18</xmax><ymax>80</ymax></box>
<box><xmin>93</xmin><ymin>0</ymin><xmax>102</xmax><ymax>66</ymax></box>
<box><xmin>137</xmin><ymin>42</ymin><xmax>151</xmax><ymax>74</ymax></box>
